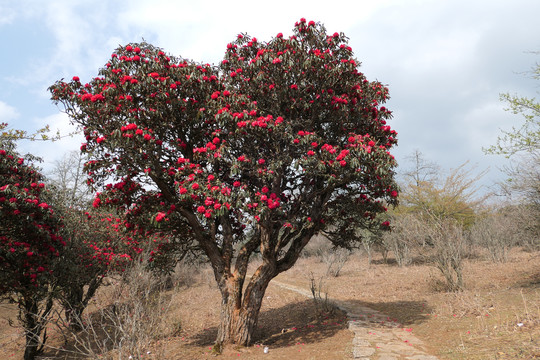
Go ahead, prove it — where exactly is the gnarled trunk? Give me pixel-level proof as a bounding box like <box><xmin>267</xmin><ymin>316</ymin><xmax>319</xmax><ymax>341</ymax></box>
<box><xmin>215</xmin><ymin>265</ymin><xmax>275</xmax><ymax>346</ymax></box>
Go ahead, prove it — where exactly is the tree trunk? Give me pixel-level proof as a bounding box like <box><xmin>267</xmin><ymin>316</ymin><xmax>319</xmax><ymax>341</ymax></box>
<box><xmin>21</xmin><ymin>295</ymin><xmax>52</xmax><ymax>360</ymax></box>
<box><xmin>215</xmin><ymin>265</ymin><xmax>274</xmax><ymax>346</ymax></box>
<box><xmin>64</xmin><ymin>277</ymin><xmax>101</xmax><ymax>330</ymax></box>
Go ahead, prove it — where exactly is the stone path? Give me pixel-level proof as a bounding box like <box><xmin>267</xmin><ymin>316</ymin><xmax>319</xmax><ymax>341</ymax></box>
<box><xmin>271</xmin><ymin>280</ymin><xmax>439</xmax><ymax>360</ymax></box>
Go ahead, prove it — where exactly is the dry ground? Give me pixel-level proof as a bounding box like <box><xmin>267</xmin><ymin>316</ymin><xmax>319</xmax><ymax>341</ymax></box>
<box><xmin>275</xmin><ymin>248</ymin><xmax>540</xmax><ymax>359</ymax></box>
<box><xmin>1</xmin><ymin>247</ymin><xmax>539</xmax><ymax>359</ymax></box>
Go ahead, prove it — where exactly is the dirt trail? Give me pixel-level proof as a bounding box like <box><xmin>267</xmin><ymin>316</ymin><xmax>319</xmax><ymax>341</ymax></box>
<box><xmin>270</xmin><ymin>280</ymin><xmax>439</xmax><ymax>360</ymax></box>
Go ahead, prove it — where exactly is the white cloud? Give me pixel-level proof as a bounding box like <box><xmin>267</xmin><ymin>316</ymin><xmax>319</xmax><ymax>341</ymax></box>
<box><xmin>0</xmin><ymin>4</ymin><xmax>15</xmax><ymax>25</ymax></box>
<box><xmin>0</xmin><ymin>101</ymin><xmax>20</xmax><ymax>122</ymax></box>
<box><xmin>115</xmin><ymin>0</ymin><xmax>399</xmax><ymax>63</ymax></box>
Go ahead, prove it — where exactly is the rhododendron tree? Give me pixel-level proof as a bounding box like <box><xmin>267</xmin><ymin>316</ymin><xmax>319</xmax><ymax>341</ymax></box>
<box><xmin>50</xmin><ymin>19</ymin><xmax>399</xmax><ymax>346</ymax></box>
<box><xmin>55</xmin><ymin>208</ymin><xmax>136</xmax><ymax>329</ymax></box>
<box><xmin>0</xmin><ymin>148</ymin><xmax>65</xmax><ymax>360</ymax></box>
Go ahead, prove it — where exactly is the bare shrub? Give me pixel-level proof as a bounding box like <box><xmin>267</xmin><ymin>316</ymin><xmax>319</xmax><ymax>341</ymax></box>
<box><xmin>382</xmin><ymin>214</ymin><xmax>424</xmax><ymax>266</ymax></box>
<box><xmin>320</xmin><ymin>248</ymin><xmax>350</xmax><ymax>277</ymax></box>
<box><xmin>165</xmin><ymin>258</ymin><xmax>203</xmax><ymax>290</ymax></box>
<box><xmin>307</xmin><ymin>273</ymin><xmax>333</xmax><ymax>317</ymax></box>
<box><xmin>470</xmin><ymin>212</ymin><xmax>518</xmax><ymax>262</ymax></box>
<box><xmin>302</xmin><ymin>234</ymin><xmax>332</xmax><ymax>259</ymax></box>
<box><xmin>509</xmin><ymin>204</ymin><xmax>540</xmax><ymax>252</ymax></box>
<box><xmin>51</xmin><ymin>262</ymin><xmax>172</xmax><ymax>359</ymax></box>
<box><xmin>426</xmin><ymin>218</ymin><xmax>467</xmax><ymax>292</ymax></box>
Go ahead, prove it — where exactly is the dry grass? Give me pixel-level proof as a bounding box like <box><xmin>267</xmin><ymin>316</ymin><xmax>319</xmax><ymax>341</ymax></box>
<box><xmin>0</xmin><ymin>266</ymin><xmax>351</xmax><ymax>360</ymax></box>
<box><xmin>275</xmin><ymin>248</ymin><xmax>540</xmax><ymax>359</ymax></box>
<box><xmin>0</xmin><ymin>248</ymin><xmax>538</xmax><ymax>359</ymax></box>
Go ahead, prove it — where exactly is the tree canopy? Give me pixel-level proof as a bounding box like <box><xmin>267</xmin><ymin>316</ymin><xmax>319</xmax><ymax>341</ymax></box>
<box><xmin>49</xmin><ymin>19</ymin><xmax>399</xmax><ymax>346</ymax></box>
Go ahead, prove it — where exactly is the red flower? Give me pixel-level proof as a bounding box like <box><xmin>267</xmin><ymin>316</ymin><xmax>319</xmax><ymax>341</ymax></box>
<box><xmin>290</xmin><ymin>84</ymin><xmax>298</xmax><ymax>90</ymax></box>
<box><xmin>258</xmin><ymin>158</ymin><xmax>265</xmax><ymax>165</ymax></box>
<box><xmin>72</xmin><ymin>76</ymin><xmax>80</xmax><ymax>82</ymax></box>
<box><xmin>307</xmin><ymin>150</ymin><xmax>315</xmax><ymax>156</ymax></box>
<box><xmin>192</xmin><ymin>183</ymin><xmax>200</xmax><ymax>190</ymax></box>
<box><xmin>390</xmin><ymin>190</ymin><xmax>398</xmax><ymax>198</ymax></box>
<box><xmin>276</xmin><ymin>32</ymin><xmax>283</xmax><ymax>38</ymax></box>
<box><xmin>38</xmin><ymin>203</ymin><xmax>49</xmax><ymax>209</ymax></box>
<box><xmin>155</xmin><ymin>212</ymin><xmax>166</xmax><ymax>222</ymax></box>
<box><xmin>233</xmin><ymin>181</ymin><xmax>241</xmax><ymax>187</ymax></box>
<box><xmin>197</xmin><ymin>206</ymin><xmax>206</xmax><ymax>214</ymax></box>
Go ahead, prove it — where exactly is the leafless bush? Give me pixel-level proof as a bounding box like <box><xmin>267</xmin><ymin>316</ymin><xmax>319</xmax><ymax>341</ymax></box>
<box><xmin>308</xmin><ymin>273</ymin><xmax>333</xmax><ymax>317</ymax></box>
<box><xmin>382</xmin><ymin>214</ymin><xmax>424</xmax><ymax>266</ymax></box>
<box><xmin>426</xmin><ymin>217</ymin><xmax>467</xmax><ymax>292</ymax></box>
<box><xmin>164</xmin><ymin>258</ymin><xmax>204</xmax><ymax>290</ymax></box>
<box><xmin>302</xmin><ymin>234</ymin><xmax>332</xmax><ymax>259</ymax></box>
<box><xmin>320</xmin><ymin>248</ymin><xmax>350</xmax><ymax>277</ymax></box>
<box><xmin>51</xmin><ymin>262</ymin><xmax>172</xmax><ymax>359</ymax></box>
<box><xmin>470</xmin><ymin>213</ymin><xmax>518</xmax><ymax>262</ymax></box>
<box><xmin>510</xmin><ymin>204</ymin><xmax>540</xmax><ymax>252</ymax></box>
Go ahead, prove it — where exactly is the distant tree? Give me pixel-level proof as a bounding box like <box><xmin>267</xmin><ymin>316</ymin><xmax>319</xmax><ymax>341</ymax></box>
<box><xmin>485</xmin><ymin>59</ymin><xmax>539</xmax><ymax>245</ymax></box>
<box><xmin>485</xmin><ymin>60</ymin><xmax>539</xmax><ymax>156</ymax></box>
<box><xmin>49</xmin><ymin>19</ymin><xmax>399</xmax><ymax>347</ymax></box>
<box><xmin>402</xmin><ymin>149</ymin><xmax>440</xmax><ymax>187</ymax></box>
<box><xmin>0</xmin><ymin>148</ymin><xmax>65</xmax><ymax>360</ymax></box>
<box><xmin>48</xmin><ymin>151</ymin><xmax>92</xmax><ymax>209</ymax></box>
<box><xmin>400</xmin><ymin>153</ymin><xmax>487</xmax><ymax>228</ymax></box>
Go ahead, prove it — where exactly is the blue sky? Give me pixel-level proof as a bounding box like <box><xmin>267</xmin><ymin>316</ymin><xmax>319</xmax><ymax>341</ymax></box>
<box><xmin>1</xmin><ymin>0</ymin><xmax>539</xmax><ymax>192</ymax></box>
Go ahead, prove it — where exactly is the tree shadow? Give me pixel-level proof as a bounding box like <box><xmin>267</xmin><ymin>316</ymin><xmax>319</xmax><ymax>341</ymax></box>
<box><xmin>186</xmin><ymin>298</ymin><xmax>348</xmax><ymax>348</ymax></box>
<box><xmin>341</xmin><ymin>298</ymin><xmax>434</xmax><ymax>326</ymax></box>
<box><xmin>186</xmin><ymin>297</ymin><xmax>434</xmax><ymax>349</ymax></box>
<box><xmin>514</xmin><ymin>271</ymin><xmax>540</xmax><ymax>289</ymax></box>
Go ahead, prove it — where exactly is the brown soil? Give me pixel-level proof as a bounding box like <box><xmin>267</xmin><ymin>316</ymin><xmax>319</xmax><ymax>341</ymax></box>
<box><xmin>1</xmin><ymin>248</ymin><xmax>538</xmax><ymax>359</ymax></box>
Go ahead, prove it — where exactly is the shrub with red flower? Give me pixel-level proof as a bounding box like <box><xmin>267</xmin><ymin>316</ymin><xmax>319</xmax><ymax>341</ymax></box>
<box><xmin>0</xmin><ymin>148</ymin><xmax>64</xmax><ymax>360</ymax></box>
<box><xmin>49</xmin><ymin>19</ymin><xmax>399</xmax><ymax>347</ymax></box>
